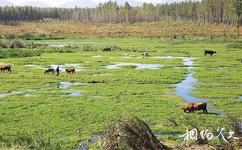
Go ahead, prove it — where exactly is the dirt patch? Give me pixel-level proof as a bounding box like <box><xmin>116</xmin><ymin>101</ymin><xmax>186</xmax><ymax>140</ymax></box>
<box><xmin>177</xmin><ymin>138</ymin><xmax>242</xmax><ymax>150</ymax></box>
<box><xmin>178</xmin><ymin>144</ymin><xmax>217</xmax><ymax>150</ymax></box>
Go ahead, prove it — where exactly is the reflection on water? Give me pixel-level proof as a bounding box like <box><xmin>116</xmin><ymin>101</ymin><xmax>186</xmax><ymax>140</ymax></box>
<box><xmin>173</xmin><ymin>57</ymin><xmax>205</xmax><ymax>103</ymax></box>
<box><xmin>59</xmin><ymin>82</ymin><xmax>82</xmax><ymax>89</ymax></box>
<box><xmin>175</xmin><ymin>72</ymin><xmax>205</xmax><ymax>103</ymax></box>
<box><xmin>0</xmin><ymin>89</ymin><xmax>35</xmax><ymax>98</ymax></box>
<box><xmin>105</xmin><ymin>62</ymin><xmax>162</xmax><ymax>69</ymax></box>
<box><xmin>75</xmin><ymin>134</ymin><xmax>102</xmax><ymax>150</ymax></box>
<box><xmin>68</xmin><ymin>91</ymin><xmax>81</xmax><ymax>97</ymax></box>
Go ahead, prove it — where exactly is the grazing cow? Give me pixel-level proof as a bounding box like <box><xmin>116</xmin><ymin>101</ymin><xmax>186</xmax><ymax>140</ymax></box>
<box><xmin>204</xmin><ymin>50</ymin><xmax>217</xmax><ymax>56</ymax></box>
<box><xmin>103</xmin><ymin>47</ymin><xmax>112</xmax><ymax>52</ymax></box>
<box><xmin>183</xmin><ymin>102</ymin><xmax>208</xmax><ymax>114</ymax></box>
<box><xmin>66</xmin><ymin>68</ymin><xmax>75</xmax><ymax>74</ymax></box>
<box><xmin>0</xmin><ymin>64</ymin><xmax>11</xmax><ymax>73</ymax></box>
<box><xmin>142</xmin><ymin>52</ymin><xmax>149</xmax><ymax>58</ymax></box>
<box><xmin>44</xmin><ymin>68</ymin><xmax>55</xmax><ymax>74</ymax></box>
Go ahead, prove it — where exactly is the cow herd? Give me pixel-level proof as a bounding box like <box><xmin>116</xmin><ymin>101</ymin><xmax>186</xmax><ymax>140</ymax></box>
<box><xmin>44</xmin><ymin>66</ymin><xmax>75</xmax><ymax>75</ymax></box>
<box><xmin>1</xmin><ymin>49</ymin><xmax>240</xmax><ymax>114</ymax></box>
<box><xmin>0</xmin><ymin>64</ymin><xmax>75</xmax><ymax>75</ymax></box>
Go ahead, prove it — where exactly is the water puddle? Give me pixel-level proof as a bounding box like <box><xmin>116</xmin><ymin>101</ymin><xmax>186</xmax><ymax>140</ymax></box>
<box><xmin>24</xmin><ymin>94</ymin><xmax>34</xmax><ymax>97</ymax></box>
<box><xmin>0</xmin><ymin>89</ymin><xmax>34</xmax><ymax>98</ymax></box>
<box><xmin>123</xmin><ymin>54</ymin><xmax>136</xmax><ymax>59</ymax></box>
<box><xmin>58</xmin><ymin>82</ymin><xmax>82</xmax><ymax>89</ymax></box>
<box><xmin>47</xmin><ymin>41</ymin><xmax>97</xmax><ymax>48</ymax></box>
<box><xmin>93</xmin><ymin>73</ymin><xmax>112</xmax><ymax>76</ymax></box>
<box><xmin>239</xmin><ymin>96</ymin><xmax>242</xmax><ymax>100</ymax></box>
<box><xmin>105</xmin><ymin>62</ymin><xmax>162</xmax><ymax>70</ymax></box>
<box><xmin>0</xmin><ymin>91</ymin><xmax>25</xmax><ymax>97</ymax></box>
<box><xmin>172</xmin><ymin>57</ymin><xmax>203</xmax><ymax>103</ymax></box>
<box><xmin>92</xmin><ymin>55</ymin><xmax>103</xmax><ymax>58</ymax></box>
<box><xmin>49</xmin><ymin>43</ymin><xmax>70</xmax><ymax>47</ymax></box>
<box><xmin>68</xmin><ymin>91</ymin><xmax>81</xmax><ymax>97</ymax></box>
<box><xmin>75</xmin><ymin>134</ymin><xmax>102</xmax><ymax>150</ymax></box>
<box><xmin>175</xmin><ymin>73</ymin><xmax>204</xmax><ymax>103</ymax></box>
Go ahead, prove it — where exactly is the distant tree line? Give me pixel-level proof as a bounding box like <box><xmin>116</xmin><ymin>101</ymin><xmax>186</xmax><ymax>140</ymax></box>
<box><xmin>0</xmin><ymin>0</ymin><xmax>241</xmax><ymax>25</ymax></box>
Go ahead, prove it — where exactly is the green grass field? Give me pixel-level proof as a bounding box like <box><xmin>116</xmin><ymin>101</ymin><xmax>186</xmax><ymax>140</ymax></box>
<box><xmin>0</xmin><ymin>37</ymin><xmax>242</xmax><ymax>149</ymax></box>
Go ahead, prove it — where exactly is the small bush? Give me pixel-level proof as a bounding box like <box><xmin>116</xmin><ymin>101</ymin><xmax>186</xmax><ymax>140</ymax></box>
<box><xmin>5</xmin><ymin>34</ymin><xmax>16</xmax><ymax>39</ymax></box>
<box><xmin>0</xmin><ymin>49</ymin><xmax>41</xmax><ymax>58</ymax></box>
<box><xmin>19</xmin><ymin>34</ymin><xmax>65</xmax><ymax>40</ymax></box>
<box><xmin>19</xmin><ymin>33</ymin><xmax>34</xmax><ymax>40</ymax></box>
<box><xmin>102</xmin><ymin>45</ymin><xmax>122</xmax><ymax>51</ymax></box>
<box><xmin>226</xmin><ymin>113</ymin><xmax>242</xmax><ymax>136</ymax></box>
<box><xmin>0</xmin><ymin>41</ymin><xmax>9</xmax><ymax>48</ymax></box>
<box><xmin>0</xmin><ymin>133</ymin><xmax>61</xmax><ymax>150</ymax></box>
<box><xmin>82</xmin><ymin>45</ymin><xmax>96</xmax><ymax>51</ymax></box>
<box><xmin>227</xmin><ymin>44</ymin><xmax>242</xmax><ymax>49</ymax></box>
<box><xmin>10</xmin><ymin>40</ymin><xmax>25</xmax><ymax>48</ymax></box>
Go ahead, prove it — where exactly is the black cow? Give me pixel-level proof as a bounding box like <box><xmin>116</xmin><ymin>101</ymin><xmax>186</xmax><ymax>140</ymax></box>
<box><xmin>103</xmin><ymin>47</ymin><xmax>112</xmax><ymax>52</ymax></box>
<box><xmin>204</xmin><ymin>50</ymin><xmax>217</xmax><ymax>56</ymax></box>
<box><xmin>44</xmin><ymin>68</ymin><xmax>55</xmax><ymax>74</ymax></box>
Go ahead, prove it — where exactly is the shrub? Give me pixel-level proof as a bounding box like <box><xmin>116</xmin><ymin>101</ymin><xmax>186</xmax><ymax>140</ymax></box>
<box><xmin>0</xmin><ymin>49</ymin><xmax>41</xmax><ymax>58</ymax></box>
<box><xmin>0</xmin><ymin>133</ymin><xmax>61</xmax><ymax>149</ymax></box>
<box><xmin>19</xmin><ymin>33</ymin><xmax>34</xmax><ymax>40</ymax></box>
<box><xmin>0</xmin><ymin>41</ymin><xmax>9</xmax><ymax>48</ymax></box>
<box><xmin>82</xmin><ymin>45</ymin><xmax>96</xmax><ymax>51</ymax></box>
<box><xmin>226</xmin><ymin>113</ymin><xmax>242</xmax><ymax>136</ymax></box>
<box><xmin>227</xmin><ymin>44</ymin><xmax>242</xmax><ymax>49</ymax></box>
<box><xmin>19</xmin><ymin>34</ymin><xmax>65</xmax><ymax>40</ymax></box>
<box><xmin>5</xmin><ymin>34</ymin><xmax>16</xmax><ymax>39</ymax></box>
<box><xmin>10</xmin><ymin>40</ymin><xmax>25</xmax><ymax>48</ymax></box>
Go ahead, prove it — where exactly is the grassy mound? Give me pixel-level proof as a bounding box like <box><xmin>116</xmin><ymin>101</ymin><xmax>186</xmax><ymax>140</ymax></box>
<box><xmin>102</xmin><ymin>117</ymin><xmax>170</xmax><ymax>150</ymax></box>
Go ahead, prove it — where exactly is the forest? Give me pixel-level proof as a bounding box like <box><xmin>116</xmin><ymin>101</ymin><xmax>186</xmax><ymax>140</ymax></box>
<box><xmin>0</xmin><ymin>0</ymin><xmax>241</xmax><ymax>26</ymax></box>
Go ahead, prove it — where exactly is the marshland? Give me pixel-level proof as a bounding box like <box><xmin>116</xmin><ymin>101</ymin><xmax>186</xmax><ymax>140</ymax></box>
<box><xmin>0</xmin><ymin>0</ymin><xmax>242</xmax><ymax>149</ymax></box>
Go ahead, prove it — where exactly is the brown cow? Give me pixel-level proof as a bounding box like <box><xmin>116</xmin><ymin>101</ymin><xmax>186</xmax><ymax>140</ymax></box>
<box><xmin>183</xmin><ymin>102</ymin><xmax>208</xmax><ymax>114</ymax></box>
<box><xmin>65</xmin><ymin>68</ymin><xmax>75</xmax><ymax>74</ymax></box>
<box><xmin>0</xmin><ymin>64</ymin><xmax>11</xmax><ymax>73</ymax></box>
